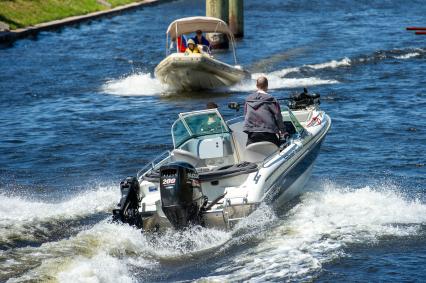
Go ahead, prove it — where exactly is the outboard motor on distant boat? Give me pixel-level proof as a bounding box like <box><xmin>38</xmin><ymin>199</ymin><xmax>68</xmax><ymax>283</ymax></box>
<box><xmin>160</xmin><ymin>162</ymin><xmax>206</xmax><ymax>229</ymax></box>
<box><xmin>112</xmin><ymin>176</ymin><xmax>143</xmax><ymax>228</ymax></box>
<box><xmin>288</xmin><ymin>88</ymin><xmax>320</xmax><ymax>110</ymax></box>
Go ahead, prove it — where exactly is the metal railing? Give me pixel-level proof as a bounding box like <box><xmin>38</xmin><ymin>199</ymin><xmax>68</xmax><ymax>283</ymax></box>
<box><xmin>136</xmin><ymin>150</ymin><xmax>171</xmax><ymax>180</ymax></box>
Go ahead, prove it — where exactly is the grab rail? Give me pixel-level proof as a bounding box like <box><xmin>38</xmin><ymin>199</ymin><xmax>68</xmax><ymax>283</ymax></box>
<box><xmin>137</xmin><ymin>150</ymin><xmax>171</xmax><ymax>180</ymax></box>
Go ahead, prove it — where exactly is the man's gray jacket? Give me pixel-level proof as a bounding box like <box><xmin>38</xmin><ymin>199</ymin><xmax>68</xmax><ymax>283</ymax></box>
<box><xmin>243</xmin><ymin>90</ymin><xmax>285</xmax><ymax>134</ymax></box>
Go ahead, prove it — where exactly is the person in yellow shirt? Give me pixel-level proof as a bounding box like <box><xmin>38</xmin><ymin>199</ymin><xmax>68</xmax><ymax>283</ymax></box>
<box><xmin>185</xmin><ymin>39</ymin><xmax>200</xmax><ymax>54</ymax></box>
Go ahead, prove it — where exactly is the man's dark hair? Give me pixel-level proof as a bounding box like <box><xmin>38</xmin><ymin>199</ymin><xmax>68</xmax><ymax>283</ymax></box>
<box><xmin>196</xmin><ymin>30</ymin><xmax>202</xmax><ymax>35</ymax></box>
<box><xmin>206</xmin><ymin>102</ymin><xmax>218</xmax><ymax>109</ymax></box>
<box><xmin>256</xmin><ymin>76</ymin><xmax>268</xmax><ymax>91</ymax></box>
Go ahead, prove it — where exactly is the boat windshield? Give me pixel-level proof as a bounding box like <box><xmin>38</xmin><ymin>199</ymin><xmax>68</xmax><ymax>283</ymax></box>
<box><xmin>172</xmin><ymin>110</ymin><xmax>230</xmax><ymax>148</ymax></box>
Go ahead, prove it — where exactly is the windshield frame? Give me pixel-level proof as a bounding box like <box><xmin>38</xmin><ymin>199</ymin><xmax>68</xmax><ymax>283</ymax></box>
<box><xmin>171</xmin><ymin>109</ymin><xmax>231</xmax><ymax>148</ymax></box>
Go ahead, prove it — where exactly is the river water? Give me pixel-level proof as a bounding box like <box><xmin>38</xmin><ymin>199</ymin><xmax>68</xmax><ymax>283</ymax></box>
<box><xmin>0</xmin><ymin>0</ymin><xmax>425</xmax><ymax>282</ymax></box>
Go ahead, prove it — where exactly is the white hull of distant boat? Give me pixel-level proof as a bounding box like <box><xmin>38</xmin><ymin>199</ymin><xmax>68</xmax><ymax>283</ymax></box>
<box><xmin>113</xmin><ymin>93</ymin><xmax>331</xmax><ymax>231</ymax></box>
<box><xmin>155</xmin><ymin>53</ymin><xmax>248</xmax><ymax>90</ymax></box>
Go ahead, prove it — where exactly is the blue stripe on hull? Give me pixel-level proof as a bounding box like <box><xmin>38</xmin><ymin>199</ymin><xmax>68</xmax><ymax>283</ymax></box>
<box><xmin>266</xmin><ymin>136</ymin><xmax>326</xmax><ymax>204</ymax></box>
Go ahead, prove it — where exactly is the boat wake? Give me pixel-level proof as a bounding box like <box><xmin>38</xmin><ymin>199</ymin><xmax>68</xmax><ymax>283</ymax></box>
<box><xmin>100</xmin><ymin>47</ymin><xmax>425</xmax><ymax>97</ymax></box>
<box><xmin>200</xmin><ymin>181</ymin><xmax>426</xmax><ymax>282</ymax></box>
<box><xmin>2</xmin><ymin>181</ymin><xmax>425</xmax><ymax>282</ymax></box>
<box><xmin>230</xmin><ymin>47</ymin><xmax>426</xmax><ymax>92</ymax></box>
<box><xmin>229</xmin><ymin>74</ymin><xmax>340</xmax><ymax>92</ymax></box>
<box><xmin>101</xmin><ymin>68</ymin><xmax>339</xmax><ymax>96</ymax></box>
<box><xmin>2</xmin><ymin>220</ymin><xmax>231</xmax><ymax>282</ymax></box>
<box><xmin>229</xmin><ymin>57</ymin><xmax>349</xmax><ymax>92</ymax></box>
<box><xmin>102</xmin><ymin>72</ymin><xmax>168</xmax><ymax>96</ymax></box>
<box><xmin>1</xmin><ymin>200</ymin><xmax>276</xmax><ymax>282</ymax></box>
<box><xmin>0</xmin><ymin>185</ymin><xmax>118</xmax><ymax>248</ymax></box>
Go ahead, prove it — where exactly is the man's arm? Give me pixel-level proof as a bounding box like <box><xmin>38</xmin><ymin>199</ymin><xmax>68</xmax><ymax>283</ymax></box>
<box><xmin>273</xmin><ymin>100</ymin><xmax>286</xmax><ymax>133</ymax></box>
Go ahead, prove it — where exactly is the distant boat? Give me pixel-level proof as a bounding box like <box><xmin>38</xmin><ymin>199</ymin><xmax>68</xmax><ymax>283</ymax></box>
<box><xmin>155</xmin><ymin>16</ymin><xmax>250</xmax><ymax>91</ymax></box>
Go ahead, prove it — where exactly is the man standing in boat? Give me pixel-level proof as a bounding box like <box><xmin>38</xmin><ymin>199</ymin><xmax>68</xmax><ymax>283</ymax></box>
<box><xmin>243</xmin><ymin>76</ymin><xmax>287</xmax><ymax>146</ymax></box>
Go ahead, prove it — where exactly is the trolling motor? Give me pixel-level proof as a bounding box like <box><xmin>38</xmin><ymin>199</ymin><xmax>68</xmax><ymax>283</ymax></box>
<box><xmin>228</xmin><ymin>101</ymin><xmax>241</xmax><ymax>111</ymax></box>
<box><xmin>288</xmin><ymin>88</ymin><xmax>320</xmax><ymax>110</ymax></box>
<box><xmin>160</xmin><ymin>162</ymin><xmax>207</xmax><ymax>229</ymax></box>
<box><xmin>112</xmin><ymin>176</ymin><xmax>144</xmax><ymax>228</ymax></box>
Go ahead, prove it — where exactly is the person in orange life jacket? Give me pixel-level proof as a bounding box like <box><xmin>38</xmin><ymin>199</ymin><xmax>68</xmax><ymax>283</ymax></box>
<box><xmin>243</xmin><ymin>76</ymin><xmax>288</xmax><ymax>147</ymax></box>
<box><xmin>185</xmin><ymin>39</ymin><xmax>200</xmax><ymax>54</ymax></box>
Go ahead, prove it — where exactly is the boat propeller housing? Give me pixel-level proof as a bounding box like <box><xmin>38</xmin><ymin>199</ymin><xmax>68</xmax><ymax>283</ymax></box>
<box><xmin>112</xmin><ymin>176</ymin><xmax>143</xmax><ymax>228</ymax></box>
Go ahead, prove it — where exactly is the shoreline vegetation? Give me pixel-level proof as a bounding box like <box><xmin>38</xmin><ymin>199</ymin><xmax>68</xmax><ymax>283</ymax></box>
<box><xmin>0</xmin><ymin>0</ymin><xmax>145</xmax><ymax>30</ymax></box>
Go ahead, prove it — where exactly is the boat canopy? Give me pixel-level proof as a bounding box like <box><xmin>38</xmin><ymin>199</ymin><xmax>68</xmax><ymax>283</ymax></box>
<box><xmin>166</xmin><ymin>16</ymin><xmax>234</xmax><ymax>40</ymax></box>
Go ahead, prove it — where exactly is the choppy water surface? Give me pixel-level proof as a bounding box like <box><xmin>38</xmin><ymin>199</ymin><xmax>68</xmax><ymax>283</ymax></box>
<box><xmin>1</xmin><ymin>0</ymin><xmax>425</xmax><ymax>282</ymax></box>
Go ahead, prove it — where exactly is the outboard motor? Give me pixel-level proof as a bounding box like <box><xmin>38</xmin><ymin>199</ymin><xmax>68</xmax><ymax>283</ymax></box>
<box><xmin>288</xmin><ymin>88</ymin><xmax>320</xmax><ymax>110</ymax></box>
<box><xmin>112</xmin><ymin>176</ymin><xmax>143</xmax><ymax>228</ymax></box>
<box><xmin>160</xmin><ymin>162</ymin><xmax>206</xmax><ymax>229</ymax></box>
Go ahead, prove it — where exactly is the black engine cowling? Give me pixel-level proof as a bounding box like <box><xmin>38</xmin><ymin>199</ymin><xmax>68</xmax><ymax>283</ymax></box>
<box><xmin>288</xmin><ymin>88</ymin><xmax>320</xmax><ymax>110</ymax></box>
<box><xmin>160</xmin><ymin>162</ymin><xmax>206</xmax><ymax>229</ymax></box>
<box><xmin>112</xmin><ymin>176</ymin><xmax>143</xmax><ymax>228</ymax></box>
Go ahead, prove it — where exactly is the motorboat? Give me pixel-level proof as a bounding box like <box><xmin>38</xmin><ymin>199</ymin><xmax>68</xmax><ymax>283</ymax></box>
<box><xmin>113</xmin><ymin>90</ymin><xmax>331</xmax><ymax>230</ymax></box>
<box><xmin>154</xmin><ymin>16</ymin><xmax>250</xmax><ymax>91</ymax></box>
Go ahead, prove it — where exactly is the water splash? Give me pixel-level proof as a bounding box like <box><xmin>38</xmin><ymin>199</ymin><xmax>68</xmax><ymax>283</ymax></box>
<box><xmin>230</xmin><ymin>57</ymin><xmax>349</xmax><ymax>92</ymax></box>
<box><xmin>2</xmin><ymin>203</ymin><xmax>279</xmax><ymax>282</ymax></box>
<box><xmin>3</xmin><ymin>181</ymin><xmax>425</xmax><ymax>282</ymax></box>
<box><xmin>230</xmin><ymin>74</ymin><xmax>339</xmax><ymax>92</ymax></box>
<box><xmin>199</xmin><ymin>182</ymin><xmax>426</xmax><ymax>282</ymax></box>
<box><xmin>102</xmin><ymin>72</ymin><xmax>167</xmax><ymax>96</ymax></box>
<box><xmin>305</xmin><ymin>57</ymin><xmax>352</xmax><ymax>69</ymax></box>
<box><xmin>393</xmin><ymin>52</ymin><xmax>421</xmax><ymax>60</ymax></box>
<box><xmin>3</xmin><ymin>221</ymin><xmax>231</xmax><ymax>282</ymax></box>
<box><xmin>0</xmin><ymin>185</ymin><xmax>119</xmax><ymax>247</ymax></box>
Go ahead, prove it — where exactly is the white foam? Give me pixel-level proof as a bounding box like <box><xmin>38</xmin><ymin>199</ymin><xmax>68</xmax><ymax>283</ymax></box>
<box><xmin>199</xmin><ymin>182</ymin><xmax>426</xmax><ymax>282</ymax></box>
<box><xmin>0</xmin><ymin>185</ymin><xmax>119</xmax><ymax>245</ymax></box>
<box><xmin>103</xmin><ymin>57</ymin><xmax>348</xmax><ymax>95</ymax></box>
<box><xmin>306</xmin><ymin>57</ymin><xmax>351</xmax><ymax>69</ymax></box>
<box><xmin>393</xmin><ymin>52</ymin><xmax>420</xmax><ymax>59</ymax></box>
<box><xmin>269</xmin><ymin>66</ymin><xmax>301</xmax><ymax>77</ymax></box>
<box><xmin>57</xmin><ymin>253</ymin><xmax>134</xmax><ymax>283</ymax></box>
<box><xmin>102</xmin><ymin>72</ymin><xmax>167</xmax><ymax>96</ymax></box>
<box><xmin>230</xmin><ymin>74</ymin><xmax>339</xmax><ymax>92</ymax></box>
<box><xmin>0</xmin><ymin>186</ymin><xmax>118</xmax><ymax>222</ymax></box>
<box><xmin>5</xmin><ymin>221</ymin><xmax>231</xmax><ymax>282</ymax></box>
<box><xmin>10</xmin><ymin>182</ymin><xmax>425</xmax><ymax>282</ymax></box>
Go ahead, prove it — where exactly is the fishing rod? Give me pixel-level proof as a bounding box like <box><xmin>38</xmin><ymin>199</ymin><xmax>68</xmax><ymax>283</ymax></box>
<box><xmin>227</xmin><ymin>88</ymin><xmax>320</xmax><ymax>112</ymax></box>
<box><xmin>228</xmin><ymin>97</ymin><xmax>291</xmax><ymax>111</ymax></box>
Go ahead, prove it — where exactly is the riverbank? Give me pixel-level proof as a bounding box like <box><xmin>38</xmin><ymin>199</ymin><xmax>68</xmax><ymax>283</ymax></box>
<box><xmin>0</xmin><ymin>0</ymin><xmax>149</xmax><ymax>30</ymax></box>
<box><xmin>0</xmin><ymin>0</ymin><xmax>161</xmax><ymax>43</ymax></box>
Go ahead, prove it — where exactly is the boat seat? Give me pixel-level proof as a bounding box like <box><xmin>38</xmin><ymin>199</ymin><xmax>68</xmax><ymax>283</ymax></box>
<box><xmin>244</xmin><ymin>142</ymin><xmax>279</xmax><ymax>163</ymax></box>
<box><xmin>171</xmin><ymin>149</ymin><xmax>204</xmax><ymax>167</ymax></box>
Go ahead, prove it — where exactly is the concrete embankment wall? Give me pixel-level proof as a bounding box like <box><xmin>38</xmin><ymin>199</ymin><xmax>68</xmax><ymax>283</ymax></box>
<box><xmin>0</xmin><ymin>0</ymin><xmax>163</xmax><ymax>44</ymax></box>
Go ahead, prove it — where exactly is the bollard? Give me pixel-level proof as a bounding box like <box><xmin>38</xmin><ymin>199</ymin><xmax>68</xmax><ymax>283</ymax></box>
<box><xmin>229</xmin><ymin>0</ymin><xmax>244</xmax><ymax>38</ymax></box>
<box><xmin>206</xmin><ymin>0</ymin><xmax>229</xmax><ymax>49</ymax></box>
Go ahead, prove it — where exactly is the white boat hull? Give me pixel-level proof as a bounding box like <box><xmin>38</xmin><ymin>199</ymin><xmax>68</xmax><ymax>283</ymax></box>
<box><xmin>113</xmin><ymin>105</ymin><xmax>331</xmax><ymax>231</ymax></box>
<box><xmin>155</xmin><ymin>53</ymin><xmax>249</xmax><ymax>91</ymax></box>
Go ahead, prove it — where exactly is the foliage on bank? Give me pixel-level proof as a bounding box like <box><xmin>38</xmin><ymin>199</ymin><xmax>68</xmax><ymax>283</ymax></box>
<box><xmin>0</xmin><ymin>0</ymin><xmax>144</xmax><ymax>30</ymax></box>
